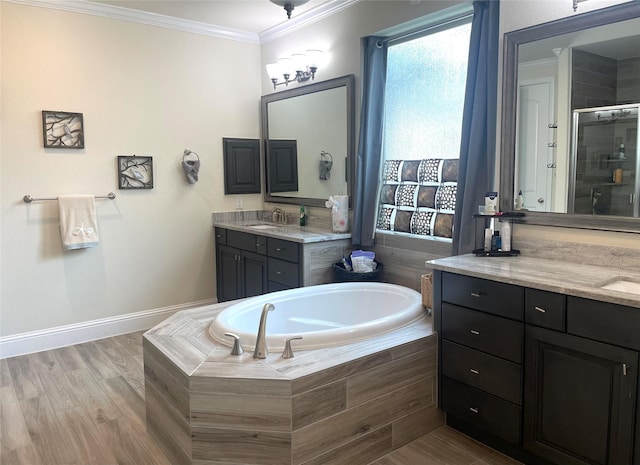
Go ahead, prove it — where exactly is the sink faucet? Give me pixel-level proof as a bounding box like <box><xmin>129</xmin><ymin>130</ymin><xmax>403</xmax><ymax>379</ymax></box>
<box><xmin>271</xmin><ymin>207</ymin><xmax>286</xmax><ymax>224</ymax></box>
<box><xmin>253</xmin><ymin>303</ymin><xmax>275</xmax><ymax>359</ymax></box>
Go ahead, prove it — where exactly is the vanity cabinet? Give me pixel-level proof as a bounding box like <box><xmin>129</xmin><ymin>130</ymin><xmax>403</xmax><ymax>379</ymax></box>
<box><xmin>439</xmin><ymin>273</ymin><xmax>524</xmax><ymax>445</ymax></box>
<box><xmin>216</xmin><ymin>227</ymin><xmax>348</xmax><ymax>302</ymax></box>
<box><xmin>435</xmin><ymin>270</ymin><xmax>640</xmax><ymax>465</ymax></box>
<box><xmin>524</xmin><ymin>325</ymin><xmax>637</xmax><ymax>465</ymax></box>
<box><xmin>216</xmin><ymin>228</ymin><xmax>269</xmax><ymax>302</ymax></box>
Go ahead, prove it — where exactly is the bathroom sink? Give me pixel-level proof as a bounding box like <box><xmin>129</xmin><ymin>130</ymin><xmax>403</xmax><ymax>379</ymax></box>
<box><xmin>243</xmin><ymin>223</ymin><xmax>279</xmax><ymax>230</ymax></box>
<box><xmin>599</xmin><ymin>278</ymin><xmax>640</xmax><ymax>295</ymax></box>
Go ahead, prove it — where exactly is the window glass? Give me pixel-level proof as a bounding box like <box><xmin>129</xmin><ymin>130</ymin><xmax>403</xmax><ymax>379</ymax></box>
<box><xmin>377</xmin><ymin>20</ymin><xmax>471</xmax><ymax>240</ymax></box>
<box><xmin>383</xmin><ymin>22</ymin><xmax>471</xmax><ymax>160</ymax></box>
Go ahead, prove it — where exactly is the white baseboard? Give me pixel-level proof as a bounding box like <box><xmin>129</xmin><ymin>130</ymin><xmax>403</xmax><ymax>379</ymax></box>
<box><xmin>0</xmin><ymin>299</ymin><xmax>217</xmax><ymax>359</ymax></box>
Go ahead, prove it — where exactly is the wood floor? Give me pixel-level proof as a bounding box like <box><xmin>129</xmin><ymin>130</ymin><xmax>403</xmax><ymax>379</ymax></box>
<box><xmin>0</xmin><ymin>332</ymin><xmax>522</xmax><ymax>465</ymax></box>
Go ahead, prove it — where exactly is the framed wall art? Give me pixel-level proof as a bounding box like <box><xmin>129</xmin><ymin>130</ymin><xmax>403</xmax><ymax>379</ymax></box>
<box><xmin>117</xmin><ymin>156</ymin><xmax>154</xmax><ymax>189</ymax></box>
<box><xmin>42</xmin><ymin>111</ymin><xmax>85</xmax><ymax>149</ymax></box>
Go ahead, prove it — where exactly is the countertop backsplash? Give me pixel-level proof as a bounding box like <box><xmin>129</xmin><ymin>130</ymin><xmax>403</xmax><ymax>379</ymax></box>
<box><xmin>515</xmin><ymin>236</ymin><xmax>640</xmax><ymax>274</ymax></box>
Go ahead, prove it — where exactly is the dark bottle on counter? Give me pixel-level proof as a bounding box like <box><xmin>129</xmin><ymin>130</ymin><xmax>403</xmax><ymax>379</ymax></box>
<box><xmin>299</xmin><ymin>205</ymin><xmax>306</xmax><ymax>226</ymax></box>
<box><xmin>490</xmin><ymin>231</ymin><xmax>501</xmax><ymax>251</ymax></box>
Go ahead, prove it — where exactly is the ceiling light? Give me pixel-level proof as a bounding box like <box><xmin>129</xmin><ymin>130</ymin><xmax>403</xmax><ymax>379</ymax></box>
<box><xmin>269</xmin><ymin>0</ymin><xmax>309</xmax><ymax>19</ymax></box>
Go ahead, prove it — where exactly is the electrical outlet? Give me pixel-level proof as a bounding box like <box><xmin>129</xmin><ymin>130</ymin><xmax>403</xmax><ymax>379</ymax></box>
<box><xmin>235</xmin><ymin>198</ymin><xmax>243</xmax><ymax>210</ymax></box>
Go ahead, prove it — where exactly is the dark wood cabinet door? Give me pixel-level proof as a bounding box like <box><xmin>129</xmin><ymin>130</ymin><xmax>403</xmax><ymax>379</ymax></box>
<box><xmin>241</xmin><ymin>251</ymin><xmax>268</xmax><ymax>298</ymax></box>
<box><xmin>217</xmin><ymin>245</ymin><xmax>241</xmax><ymax>302</ymax></box>
<box><xmin>524</xmin><ymin>326</ymin><xmax>638</xmax><ymax>465</ymax></box>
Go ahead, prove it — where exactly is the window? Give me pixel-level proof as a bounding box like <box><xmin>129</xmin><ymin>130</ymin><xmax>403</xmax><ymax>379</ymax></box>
<box><xmin>376</xmin><ymin>19</ymin><xmax>471</xmax><ymax>240</ymax></box>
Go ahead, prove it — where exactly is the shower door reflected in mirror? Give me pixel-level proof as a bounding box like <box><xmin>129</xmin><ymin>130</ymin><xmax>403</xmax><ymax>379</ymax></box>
<box><xmin>569</xmin><ymin>104</ymin><xmax>639</xmax><ymax>217</ymax></box>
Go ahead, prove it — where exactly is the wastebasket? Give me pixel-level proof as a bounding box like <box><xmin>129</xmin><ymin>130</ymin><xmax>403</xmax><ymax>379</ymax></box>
<box><xmin>333</xmin><ymin>262</ymin><xmax>384</xmax><ymax>282</ymax></box>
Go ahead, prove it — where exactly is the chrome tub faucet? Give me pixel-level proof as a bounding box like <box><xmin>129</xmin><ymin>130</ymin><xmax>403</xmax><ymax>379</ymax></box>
<box><xmin>253</xmin><ymin>303</ymin><xmax>275</xmax><ymax>359</ymax></box>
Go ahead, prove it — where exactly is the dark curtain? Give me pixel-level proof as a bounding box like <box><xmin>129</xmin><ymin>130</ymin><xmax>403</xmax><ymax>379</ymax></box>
<box><xmin>452</xmin><ymin>0</ymin><xmax>500</xmax><ymax>255</ymax></box>
<box><xmin>352</xmin><ymin>36</ymin><xmax>388</xmax><ymax>247</ymax></box>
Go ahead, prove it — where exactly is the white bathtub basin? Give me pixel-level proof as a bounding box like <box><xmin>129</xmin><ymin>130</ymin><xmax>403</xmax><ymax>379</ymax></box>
<box><xmin>209</xmin><ymin>282</ymin><xmax>425</xmax><ymax>351</ymax></box>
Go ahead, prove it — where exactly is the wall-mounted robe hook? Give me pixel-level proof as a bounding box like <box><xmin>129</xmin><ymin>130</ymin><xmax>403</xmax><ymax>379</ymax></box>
<box><xmin>319</xmin><ymin>151</ymin><xmax>333</xmax><ymax>180</ymax></box>
<box><xmin>182</xmin><ymin>149</ymin><xmax>200</xmax><ymax>184</ymax></box>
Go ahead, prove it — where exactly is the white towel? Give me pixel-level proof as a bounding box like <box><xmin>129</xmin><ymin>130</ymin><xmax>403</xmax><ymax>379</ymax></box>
<box><xmin>58</xmin><ymin>195</ymin><xmax>99</xmax><ymax>251</ymax></box>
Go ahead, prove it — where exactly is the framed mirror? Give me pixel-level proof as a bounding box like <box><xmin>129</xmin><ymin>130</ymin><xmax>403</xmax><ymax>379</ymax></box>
<box><xmin>261</xmin><ymin>74</ymin><xmax>355</xmax><ymax>207</ymax></box>
<box><xmin>499</xmin><ymin>2</ymin><xmax>640</xmax><ymax>232</ymax></box>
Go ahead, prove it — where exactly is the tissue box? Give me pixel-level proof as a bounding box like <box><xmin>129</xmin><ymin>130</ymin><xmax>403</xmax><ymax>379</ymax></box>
<box><xmin>333</xmin><ymin>262</ymin><xmax>384</xmax><ymax>282</ymax></box>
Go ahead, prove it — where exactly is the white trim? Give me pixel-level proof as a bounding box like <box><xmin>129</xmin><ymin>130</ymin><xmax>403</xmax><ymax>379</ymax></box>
<box><xmin>3</xmin><ymin>0</ymin><xmax>261</xmax><ymax>44</ymax></box>
<box><xmin>259</xmin><ymin>0</ymin><xmax>360</xmax><ymax>43</ymax></box>
<box><xmin>0</xmin><ymin>298</ymin><xmax>217</xmax><ymax>359</ymax></box>
<box><xmin>3</xmin><ymin>0</ymin><xmax>359</xmax><ymax>44</ymax></box>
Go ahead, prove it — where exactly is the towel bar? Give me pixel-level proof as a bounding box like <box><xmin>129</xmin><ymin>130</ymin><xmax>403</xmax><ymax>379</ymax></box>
<box><xmin>23</xmin><ymin>192</ymin><xmax>116</xmax><ymax>203</ymax></box>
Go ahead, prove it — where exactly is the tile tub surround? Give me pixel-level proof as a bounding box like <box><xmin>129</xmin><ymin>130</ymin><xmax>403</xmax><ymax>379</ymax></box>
<box><xmin>144</xmin><ymin>303</ymin><xmax>441</xmax><ymax>465</ymax></box>
<box><xmin>427</xmin><ymin>254</ymin><xmax>640</xmax><ymax>309</ymax></box>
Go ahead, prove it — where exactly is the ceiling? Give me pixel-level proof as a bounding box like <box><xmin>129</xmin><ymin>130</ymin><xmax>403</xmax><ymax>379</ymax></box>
<box><xmin>91</xmin><ymin>0</ymin><xmax>330</xmax><ymax>35</ymax></box>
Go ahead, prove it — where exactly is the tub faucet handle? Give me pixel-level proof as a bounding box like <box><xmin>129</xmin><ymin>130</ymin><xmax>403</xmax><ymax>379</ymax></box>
<box><xmin>282</xmin><ymin>336</ymin><xmax>303</xmax><ymax>359</ymax></box>
<box><xmin>224</xmin><ymin>332</ymin><xmax>244</xmax><ymax>356</ymax></box>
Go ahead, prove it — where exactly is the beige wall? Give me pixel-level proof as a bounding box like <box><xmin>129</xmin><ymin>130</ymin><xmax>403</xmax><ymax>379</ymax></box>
<box><xmin>0</xmin><ymin>2</ymin><xmax>262</xmax><ymax>336</ymax></box>
<box><xmin>2</xmin><ymin>0</ymin><xmax>638</xmax><ymax>340</ymax></box>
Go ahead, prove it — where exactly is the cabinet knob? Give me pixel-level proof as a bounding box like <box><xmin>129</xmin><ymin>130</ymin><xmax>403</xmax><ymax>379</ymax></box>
<box><xmin>470</xmin><ymin>329</ymin><xmax>480</xmax><ymax>335</ymax></box>
<box><xmin>276</xmin><ymin>247</ymin><xmax>283</xmax><ymax>251</ymax></box>
<box><xmin>535</xmin><ymin>306</ymin><xmax>546</xmax><ymax>313</ymax></box>
<box><xmin>469</xmin><ymin>407</ymin><xmax>479</xmax><ymax>414</ymax></box>
<box><xmin>470</xmin><ymin>292</ymin><xmax>482</xmax><ymax>298</ymax></box>
<box><xmin>470</xmin><ymin>368</ymin><xmax>480</xmax><ymax>375</ymax></box>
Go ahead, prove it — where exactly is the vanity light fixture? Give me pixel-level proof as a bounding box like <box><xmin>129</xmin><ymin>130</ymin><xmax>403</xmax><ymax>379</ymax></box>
<box><xmin>266</xmin><ymin>49</ymin><xmax>323</xmax><ymax>89</ymax></box>
<box><xmin>269</xmin><ymin>0</ymin><xmax>309</xmax><ymax>19</ymax></box>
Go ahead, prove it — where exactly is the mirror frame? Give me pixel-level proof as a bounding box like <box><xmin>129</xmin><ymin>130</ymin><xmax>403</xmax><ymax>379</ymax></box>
<box><xmin>261</xmin><ymin>74</ymin><xmax>355</xmax><ymax>207</ymax></box>
<box><xmin>499</xmin><ymin>2</ymin><xmax>640</xmax><ymax>232</ymax></box>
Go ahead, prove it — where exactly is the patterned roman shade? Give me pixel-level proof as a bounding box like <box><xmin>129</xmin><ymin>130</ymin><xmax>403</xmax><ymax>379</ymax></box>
<box><xmin>377</xmin><ymin>159</ymin><xmax>458</xmax><ymax>238</ymax></box>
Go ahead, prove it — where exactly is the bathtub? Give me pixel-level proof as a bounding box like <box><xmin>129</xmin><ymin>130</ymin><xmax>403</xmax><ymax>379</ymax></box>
<box><xmin>209</xmin><ymin>281</ymin><xmax>425</xmax><ymax>351</ymax></box>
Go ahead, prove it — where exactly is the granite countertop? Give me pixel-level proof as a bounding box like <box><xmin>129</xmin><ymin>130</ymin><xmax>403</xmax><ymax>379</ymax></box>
<box><xmin>213</xmin><ymin>220</ymin><xmax>351</xmax><ymax>244</ymax></box>
<box><xmin>427</xmin><ymin>254</ymin><xmax>640</xmax><ymax>309</ymax></box>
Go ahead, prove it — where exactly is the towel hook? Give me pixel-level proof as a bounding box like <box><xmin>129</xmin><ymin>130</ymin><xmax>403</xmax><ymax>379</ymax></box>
<box><xmin>183</xmin><ymin>149</ymin><xmax>199</xmax><ymax>162</ymax></box>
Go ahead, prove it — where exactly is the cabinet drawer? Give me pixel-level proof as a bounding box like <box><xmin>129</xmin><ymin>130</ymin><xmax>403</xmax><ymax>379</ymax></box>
<box><xmin>525</xmin><ymin>288</ymin><xmax>565</xmax><ymax>331</ymax></box>
<box><xmin>268</xmin><ymin>280</ymin><xmax>293</xmax><ymax>293</ymax></box>
<box><xmin>442</xmin><ymin>303</ymin><xmax>523</xmax><ymax>363</ymax></box>
<box><xmin>268</xmin><ymin>238</ymin><xmax>299</xmax><ymax>263</ymax></box>
<box><xmin>214</xmin><ymin>227</ymin><xmax>227</xmax><ymax>245</ymax></box>
<box><xmin>268</xmin><ymin>257</ymin><xmax>299</xmax><ymax>287</ymax></box>
<box><xmin>442</xmin><ymin>273</ymin><xmax>523</xmax><ymax>320</ymax></box>
<box><xmin>567</xmin><ymin>296</ymin><xmax>640</xmax><ymax>351</ymax></box>
<box><xmin>227</xmin><ymin>230</ymin><xmax>266</xmax><ymax>255</ymax></box>
<box><xmin>442</xmin><ymin>376</ymin><xmax>522</xmax><ymax>445</ymax></box>
<box><xmin>442</xmin><ymin>340</ymin><xmax>522</xmax><ymax>405</ymax></box>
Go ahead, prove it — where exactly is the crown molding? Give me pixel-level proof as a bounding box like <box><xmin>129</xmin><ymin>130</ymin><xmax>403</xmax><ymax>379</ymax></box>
<box><xmin>259</xmin><ymin>0</ymin><xmax>360</xmax><ymax>43</ymax></box>
<box><xmin>3</xmin><ymin>0</ymin><xmax>261</xmax><ymax>44</ymax></box>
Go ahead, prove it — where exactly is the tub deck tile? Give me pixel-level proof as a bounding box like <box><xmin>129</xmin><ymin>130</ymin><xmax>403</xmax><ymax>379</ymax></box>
<box><xmin>190</xmin><ymin>390</ymin><xmax>292</xmax><ymax>431</ymax></box>
<box><xmin>391</xmin><ymin>397</ymin><xmax>444</xmax><ymax>449</ymax></box>
<box><xmin>286</xmin><ymin>350</ymin><xmax>392</xmax><ymax>395</ymax></box>
<box><xmin>390</xmin><ymin>333</ymin><xmax>436</xmax><ymax>360</ymax></box>
<box><xmin>291</xmin><ymin>378</ymin><xmax>433</xmax><ymax>463</ymax></box>
<box><xmin>191</xmin><ymin>362</ymin><xmax>291</xmax><ymax>396</ymax></box>
<box><xmin>144</xmin><ymin>334</ymin><xmax>210</xmax><ymax>377</ymax></box>
<box><xmin>347</xmin><ymin>350</ymin><xmax>435</xmax><ymax>408</ymax></box>
<box><xmin>297</xmin><ymin>424</ymin><xmax>393</xmax><ymax>465</ymax></box>
<box><xmin>191</xmin><ymin>427</ymin><xmax>291</xmax><ymax>464</ymax></box>
<box><xmin>292</xmin><ymin>379</ymin><xmax>347</xmax><ymax>429</ymax></box>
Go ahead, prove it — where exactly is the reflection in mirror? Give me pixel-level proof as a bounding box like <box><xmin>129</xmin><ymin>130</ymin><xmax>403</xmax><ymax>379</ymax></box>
<box><xmin>261</xmin><ymin>75</ymin><xmax>355</xmax><ymax>207</ymax></box>
<box><xmin>500</xmin><ymin>2</ymin><xmax>640</xmax><ymax>231</ymax></box>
